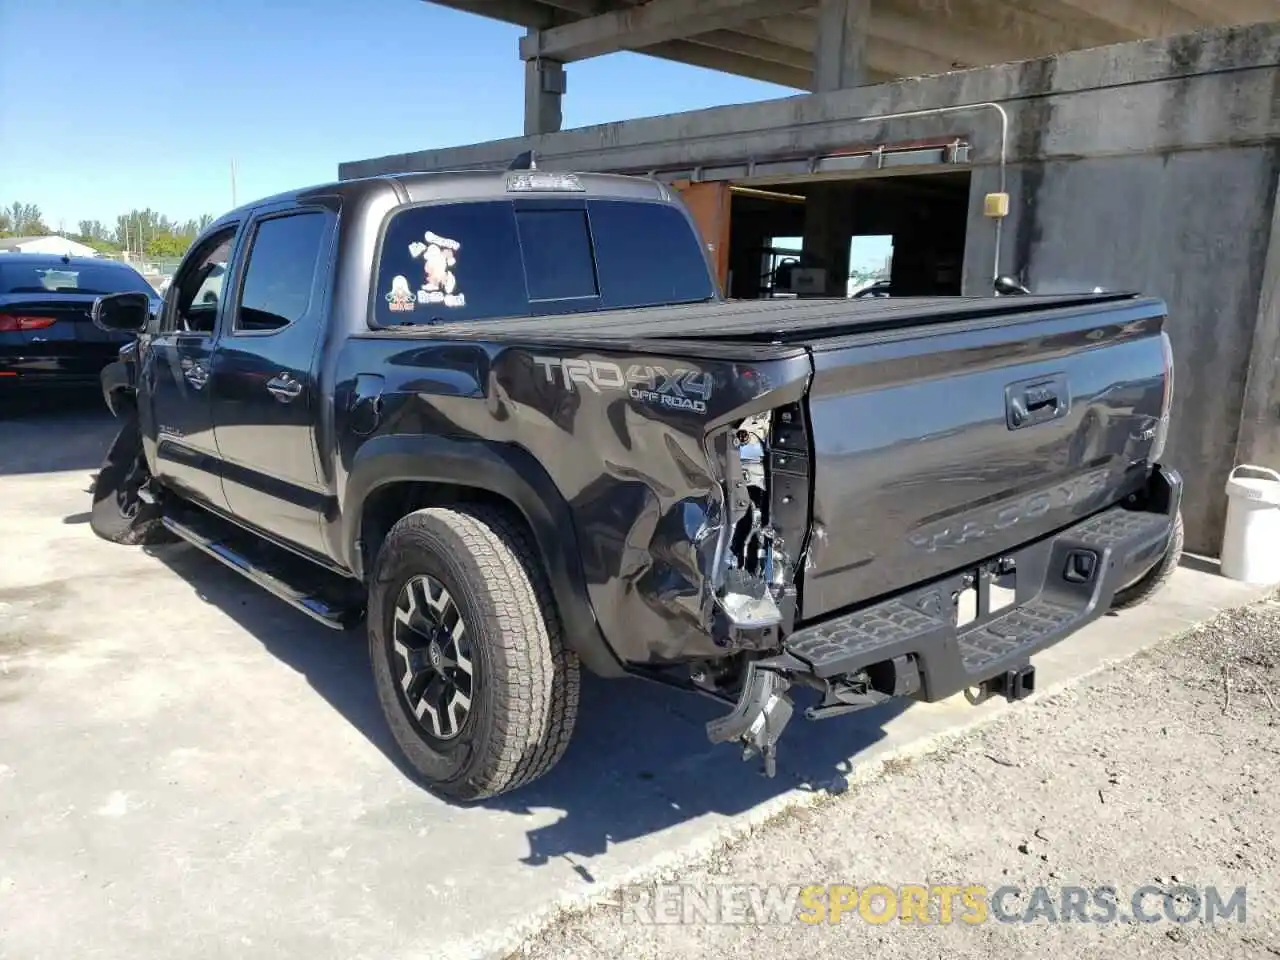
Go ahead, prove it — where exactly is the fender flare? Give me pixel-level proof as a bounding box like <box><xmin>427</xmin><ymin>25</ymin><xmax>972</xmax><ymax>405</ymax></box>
<box><xmin>342</xmin><ymin>434</ymin><xmax>625</xmax><ymax>677</ymax></box>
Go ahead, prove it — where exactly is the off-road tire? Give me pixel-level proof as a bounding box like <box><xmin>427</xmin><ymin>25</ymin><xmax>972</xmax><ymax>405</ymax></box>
<box><xmin>89</xmin><ymin>414</ymin><xmax>170</xmax><ymax>546</ymax></box>
<box><xmin>1111</xmin><ymin>508</ymin><xmax>1184</xmax><ymax>612</ymax></box>
<box><xmin>368</xmin><ymin>505</ymin><xmax>580</xmax><ymax>801</ymax></box>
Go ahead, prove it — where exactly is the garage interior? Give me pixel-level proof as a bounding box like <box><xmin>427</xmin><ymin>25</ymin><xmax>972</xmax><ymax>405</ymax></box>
<box><xmin>706</xmin><ymin>171</ymin><xmax>971</xmax><ymax>300</ymax></box>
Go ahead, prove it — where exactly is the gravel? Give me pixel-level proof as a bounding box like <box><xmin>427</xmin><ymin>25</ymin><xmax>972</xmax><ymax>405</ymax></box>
<box><xmin>509</xmin><ymin>593</ymin><xmax>1280</xmax><ymax>959</ymax></box>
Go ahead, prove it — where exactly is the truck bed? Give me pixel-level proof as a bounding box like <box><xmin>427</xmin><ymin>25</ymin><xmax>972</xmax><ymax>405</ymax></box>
<box><xmin>355</xmin><ymin>289</ymin><xmax>1172</xmax><ymax>633</ymax></box>
<box><xmin>399</xmin><ymin>292</ymin><xmax>1144</xmax><ymax>344</ymax></box>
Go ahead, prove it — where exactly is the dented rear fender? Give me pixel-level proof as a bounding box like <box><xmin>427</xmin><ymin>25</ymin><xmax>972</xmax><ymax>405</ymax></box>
<box><xmin>333</xmin><ymin>336</ymin><xmax>814</xmax><ymax>668</ymax></box>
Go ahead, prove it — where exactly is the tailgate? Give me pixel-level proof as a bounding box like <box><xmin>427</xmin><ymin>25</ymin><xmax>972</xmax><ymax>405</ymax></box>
<box><xmin>798</xmin><ymin>296</ymin><xmax>1171</xmax><ymax>622</ymax></box>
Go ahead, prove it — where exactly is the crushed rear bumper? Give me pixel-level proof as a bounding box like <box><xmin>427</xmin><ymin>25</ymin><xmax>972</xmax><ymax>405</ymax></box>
<box><xmin>709</xmin><ymin>464</ymin><xmax>1182</xmax><ymax>774</ymax></box>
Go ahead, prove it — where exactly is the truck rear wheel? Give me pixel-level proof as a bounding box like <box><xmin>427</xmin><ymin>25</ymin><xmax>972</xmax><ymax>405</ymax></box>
<box><xmin>367</xmin><ymin>505</ymin><xmax>580</xmax><ymax>801</ymax></box>
<box><xmin>1111</xmin><ymin>508</ymin><xmax>1184</xmax><ymax>612</ymax></box>
<box><xmin>89</xmin><ymin>414</ymin><xmax>170</xmax><ymax>546</ymax></box>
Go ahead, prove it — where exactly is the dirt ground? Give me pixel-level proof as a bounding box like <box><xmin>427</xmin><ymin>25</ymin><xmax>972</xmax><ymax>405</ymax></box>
<box><xmin>512</xmin><ymin>593</ymin><xmax>1280</xmax><ymax>959</ymax></box>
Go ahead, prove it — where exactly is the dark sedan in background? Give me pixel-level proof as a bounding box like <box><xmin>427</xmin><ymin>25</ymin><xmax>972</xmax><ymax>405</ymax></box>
<box><xmin>0</xmin><ymin>254</ymin><xmax>162</xmax><ymax>390</ymax></box>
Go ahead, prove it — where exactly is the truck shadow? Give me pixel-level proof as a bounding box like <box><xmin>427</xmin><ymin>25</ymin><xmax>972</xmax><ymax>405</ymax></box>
<box><xmin>138</xmin><ymin>539</ymin><xmax>908</xmax><ymax>875</ymax></box>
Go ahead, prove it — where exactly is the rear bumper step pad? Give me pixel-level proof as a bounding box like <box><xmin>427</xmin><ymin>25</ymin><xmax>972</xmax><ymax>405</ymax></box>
<box><xmin>783</xmin><ymin>466</ymin><xmax>1181</xmax><ymax>702</ymax></box>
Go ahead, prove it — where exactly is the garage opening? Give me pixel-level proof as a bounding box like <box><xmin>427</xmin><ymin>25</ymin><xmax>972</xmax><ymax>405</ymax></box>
<box><xmin>717</xmin><ymin>171</ymin><xmax>971</xmax><ymax>300</ymax></box>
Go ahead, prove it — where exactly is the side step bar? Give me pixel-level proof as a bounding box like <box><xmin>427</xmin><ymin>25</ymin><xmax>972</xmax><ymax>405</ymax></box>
<box><xmin>162</xmin><ymin>511</ymin><xmax>365</xmax><ymax>631</ymax></box>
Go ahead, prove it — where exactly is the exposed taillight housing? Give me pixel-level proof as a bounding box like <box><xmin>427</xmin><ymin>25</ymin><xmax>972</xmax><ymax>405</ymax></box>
<box><xmin>1151</xmin><ymin>331</ymin><xmax>1174</xmax><ymax>462</ymax></box>
<box><xmin>704</xmin><ymin>400</ymin><xmax>813</xmax><ymax>649</ymax></box>
<box><xmin>0</xmin><ymin>314</ymin><xmax>56</xmax><ymax>332</ymax></box>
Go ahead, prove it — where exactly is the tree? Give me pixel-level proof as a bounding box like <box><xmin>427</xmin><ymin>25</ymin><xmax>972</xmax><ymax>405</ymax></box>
<box><xmin>144</xmin><ymin>232</ymin><xmax>190</xmax><ymax>258</ymax></box>
<box><xmin>3</xmin><ymin>201</ymin><xmax>211</xmax><ymax>256</ymax></box>
<box><xmin>77</xmin><ymin>219</ymin><xmax>111</xmax><ymax>242</ymax></box>
<box><xmin>4</xmin><ymin>202</ymin><xmax>48</xmax><ymax>236</ymax></box>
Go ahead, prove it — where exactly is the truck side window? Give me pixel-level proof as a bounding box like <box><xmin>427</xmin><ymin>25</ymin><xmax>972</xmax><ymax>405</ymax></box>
<box><xmin>588</xmin><ymin>200</ymin><xmax>715</xmax><ymax>308</ymax></box>
<box><xmin>234</xmin><ymin>212</ymin><xmax>328</xmax><ymax>333</ymax></box>
<box><xmin>168</xmin><ymin>227</ymin><xmax>236</xmax><ymax>334</ymax></box>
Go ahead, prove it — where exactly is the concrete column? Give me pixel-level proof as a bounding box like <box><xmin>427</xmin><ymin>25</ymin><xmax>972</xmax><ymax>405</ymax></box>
<box><xmin>1233</xmin><ymin>170</ymin><xmax>1280</xmax><ymax>475</ymax></box>
<box><xmin>802</xmin><ymin>185</ymin><xmax>850</xmax><ymax>296</ymax></box>
<box><xmin>813</xmin><ymin>0</ymin><xmax>870</xmax><ymax>93</ymax></box>
<box><xmin>524</xmin><ymin>31</ymin><xmax>566</xmax><ymax>136</ymax></box>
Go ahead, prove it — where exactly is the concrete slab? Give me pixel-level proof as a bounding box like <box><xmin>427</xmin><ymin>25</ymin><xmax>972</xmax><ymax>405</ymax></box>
<box><xmin>0</xmin><ymin>398</ymin><xmax>1268</xmax><ymax>960</ymax></box>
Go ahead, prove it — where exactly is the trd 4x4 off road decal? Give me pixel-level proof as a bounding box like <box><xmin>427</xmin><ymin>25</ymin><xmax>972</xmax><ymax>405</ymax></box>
<box><xmin>532</xmin><ymin>356</ymin><xmax>714</xmax><ymax>415</ymax></box>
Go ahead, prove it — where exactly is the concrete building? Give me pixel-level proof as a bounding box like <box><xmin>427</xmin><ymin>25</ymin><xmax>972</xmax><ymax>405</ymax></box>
<box><xmin>0</xmin><ymin>236</ymin><xmax>99</xmax><ymax>258</ymax></box>
<box><xmin>342</xmin><ymin>4</ymin><xmax>1280</xmax><ymax>558</ymax></box>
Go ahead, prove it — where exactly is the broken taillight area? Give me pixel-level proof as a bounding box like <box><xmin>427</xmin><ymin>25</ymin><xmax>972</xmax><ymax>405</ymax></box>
<box><xmin>714</xmin><ymin>410</ymin><xmax>792</xmax><ymax>644</ymax></box>
<box><xmin>729</xmin><ymin>412</ymin><xmax>773</xmax><ymax>580</ymax></box>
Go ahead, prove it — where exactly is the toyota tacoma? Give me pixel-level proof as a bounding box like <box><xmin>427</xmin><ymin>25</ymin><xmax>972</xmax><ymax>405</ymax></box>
<box><xmin>86</xmin><ymin>163</ymin><xmax>1184</xmax><ymax>800</ymax></box>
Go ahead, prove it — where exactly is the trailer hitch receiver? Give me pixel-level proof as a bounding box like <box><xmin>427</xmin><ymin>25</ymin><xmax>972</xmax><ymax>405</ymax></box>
<box><xmin>965</xmin><ymin>664</ymin><xmax>1037</xmax><ymax>705</ymax></box>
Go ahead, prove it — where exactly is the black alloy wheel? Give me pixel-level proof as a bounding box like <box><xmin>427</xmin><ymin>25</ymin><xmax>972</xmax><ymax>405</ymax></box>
<box><xmin>389</xmin><ymin>573</ymin><xmax>477</xmax><ymax>743</ymax></box>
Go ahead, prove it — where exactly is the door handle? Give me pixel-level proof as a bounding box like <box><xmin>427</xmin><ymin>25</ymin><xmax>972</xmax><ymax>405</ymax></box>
<box><xmin>267</xmin><ymin>372</ymin><xmax>304</xmax><ymax>403</ymax></box>
<box><xmin>1005</xmin><ymin>374</ymin><xmax>1069</xmax><ymax>430</ymax></box>
<box><xmin>182</xmin><ymin>360</ymin><xmax>209</xmax><ymax>390</ymax></box>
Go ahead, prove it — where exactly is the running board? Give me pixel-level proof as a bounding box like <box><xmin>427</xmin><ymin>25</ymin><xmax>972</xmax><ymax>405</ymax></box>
<box><xmin>161</xmin><ymin>510</ymin><xmax>365</xmax><ymax>630</ymax></box>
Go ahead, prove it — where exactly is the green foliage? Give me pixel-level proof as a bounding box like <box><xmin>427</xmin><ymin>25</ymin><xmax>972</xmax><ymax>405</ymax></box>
<box><xmin>3</xmin><ymin>200</ymin><xmax>213</xmax><ymax>259</ymax></box>
<box><xmin>2</xmin><ymin>201</ymin><xmax>48</xmax><ymax>237</ymax></box>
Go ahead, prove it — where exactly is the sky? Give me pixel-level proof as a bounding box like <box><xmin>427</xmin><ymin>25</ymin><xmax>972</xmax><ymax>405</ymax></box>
<box><xmin>0</xmin><ymin>0</ymin><xmax>799</xmax><ymax>230</ymax></box>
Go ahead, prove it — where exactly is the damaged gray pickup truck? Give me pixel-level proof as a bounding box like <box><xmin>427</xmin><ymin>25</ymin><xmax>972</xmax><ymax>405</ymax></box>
<box><xmin>87</xmin><ymin>164</ymin><xmax>1184</xmax><ymax>800</ymax></box>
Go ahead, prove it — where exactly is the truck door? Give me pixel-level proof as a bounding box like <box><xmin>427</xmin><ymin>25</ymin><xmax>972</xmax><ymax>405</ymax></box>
<box><xmin>138</xmin><ymin>223</ymin><xmax>241</xmax><ymax>512</ymax></box>
<box><xmin>209</xmin><ymin>203</ymin><xmax>335</xmax><ymax>558</ymax></box>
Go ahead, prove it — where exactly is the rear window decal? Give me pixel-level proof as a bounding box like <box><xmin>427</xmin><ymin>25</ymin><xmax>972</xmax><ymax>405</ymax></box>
<box><xmin>408</xmin><ymin>230</ymin><xmax>465</xmax><ymax>308</ymax></box>
<box><xmin>385</xmin><ymin>275</ymin><xmax>416</xmax><ymax>312</ymax></box>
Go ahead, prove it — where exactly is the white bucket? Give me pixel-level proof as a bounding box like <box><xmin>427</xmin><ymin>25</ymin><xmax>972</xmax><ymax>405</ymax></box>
<box><xmin>1221</xmin><ymin>464</ymin><xmax>1280</xmax><ymax>584</ymax></box>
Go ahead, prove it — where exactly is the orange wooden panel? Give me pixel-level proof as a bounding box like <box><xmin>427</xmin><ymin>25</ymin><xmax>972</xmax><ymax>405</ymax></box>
<box><xmin>673</xmin><ymin>180</ymin><xmax>731</xmax><ymax>294</ymax></box>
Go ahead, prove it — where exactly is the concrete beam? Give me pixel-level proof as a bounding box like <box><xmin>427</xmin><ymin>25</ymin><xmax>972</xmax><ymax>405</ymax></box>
<box><xmin>748</xmin><ymin>2</ymin><xmax>1059</xmax><ymax>67</ymax></box>
<box><xmin>643</xmin><ymin>37</ymin><xmax>815</xmax><ymax>87</ymax></box>
<box><xmin>813</xmin><ymin>0</ymin><xmax>871</xmax><ymax>91</ymax></box>
<box><xmin>518</xmin><ymin>0</ymin><xmax>813</xmax><ymax>63</ymax></box>
<box><xmin>427</xmin><ymin>0</ymin><xmax>555</xmax><ymax>29</ymax></box>
<box><xmin>1170</xmin><ymin>0</ymin><xmax>1280</xmax><ymax>26</ymax></box>
<box><xmin>747</xmin><ymin>0</ymin><xmax>1128</xmax><ymax>59</ymax></box>
<box><xmin>686</xmin><ymin>29</ymin><xmax>811</xmax><ymax>68</ymax></box>
<box><xmin>1037</xmin><ymin>0</ymin><xmax>1205</xmax><ymax>38</ymax></box>
<box><xmin>1002</xmin><ymin>0</ymin><xmax>1137</xmax><ymax>45</ymax></box>
<box><xmin>689</xmin><ymin>27</ymin><xmax>953</xmax><ymax>80</ymax></box>
<box><xmin>869</xmin><ymin>38</ymin><xmax>965</xmax><ymax>77</ymax></box>
<box><xmin>867</xmin><ymin>9</ymin><xmax>1039</xmax><ymax>66</ymax></box>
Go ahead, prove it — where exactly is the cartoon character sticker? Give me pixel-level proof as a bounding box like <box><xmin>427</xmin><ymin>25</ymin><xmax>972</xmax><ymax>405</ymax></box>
<box><xmin>408</xmin><ymin>231</ymin><xmax>466</xmax><ymax>308</ymax></box>
<box><xmin>385</xmin><ymin>274</ymin><xmax>416</xmax><ymax>312</ymax></box>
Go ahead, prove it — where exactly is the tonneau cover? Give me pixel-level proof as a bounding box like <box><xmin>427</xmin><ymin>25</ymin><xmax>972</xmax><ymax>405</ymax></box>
<box><xmin>397</xmin><ymin>292</ymin><xmax>1142</xmax><ymax>343</ymax></box>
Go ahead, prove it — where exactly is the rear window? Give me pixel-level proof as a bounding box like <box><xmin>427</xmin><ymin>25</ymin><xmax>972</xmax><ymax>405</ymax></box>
<box><xmin>0</xmin><ymin>260</ymin><xmax>155</xmax><ymax>296</ymax></box>
<box><xmin>373</xmin><ymin>198</ymin><xmax>713</xmax><ymax>326</ymax></box>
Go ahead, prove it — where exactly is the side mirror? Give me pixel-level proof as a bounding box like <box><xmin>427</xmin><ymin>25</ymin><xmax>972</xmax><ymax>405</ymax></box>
<box><xmin>92</xmin><ymin>291</ymin><xmax>152</xmax><ymax>334</ymax></box>
<box><xmin>994</xmin><ymin>274</ymin><xmax>1031</xmax><ymax>296</ymax></box>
